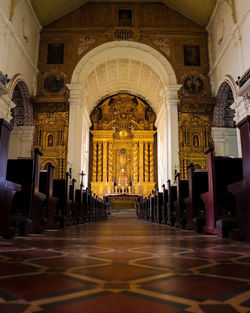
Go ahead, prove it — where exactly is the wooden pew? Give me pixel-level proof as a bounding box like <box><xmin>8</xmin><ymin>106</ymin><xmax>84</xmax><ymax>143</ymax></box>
<box><xmin>69</xmin><ymin>178</ymin><xmax>78</xmax><ymax>224</ymax></box>
<box><xmin>174</xmin><ymin>173</ymin><xmax>189</xmax><ymax>228</ymax></box>
<box><xmin>202</xmin><ymin>148</ymin><xmax>243</xmax><ymax>237</ymax></box>
<box><xmin>167</xmin><ymin>180</ymin><xmax>177</xmax><ymax>226</ymax></box>
<box><xmin>228</xmin><ymin>116</ymin><xmax>250</xmax><ymax>241</ymax></box>
<box><xmin>75</xmin><ymin>185</ymin><xmax>85</xmax><ymax>224</ymax></box>
<box><xmin>53</xmin><ymin>172</ymin><xmax>72</xmax><ymax>226</ymax></box>
<box><xmin>154</xmin><ymin>188</ymin><xmax>163</xmax><ymax>224</ymax></box>
<box><xmin>7</xmin><ymin>148</ymin><xmax>46</xmax><ymax>235</ymax></box>
<box><xmin>0</xmin><ymin>119</ymin><xmax>21</xmax><ymax>238</ymax></box>
<box><xmin>86</xmin><ymin>188</ymin><xmax>93</xmax><ymax>222</ymax></box>
<box><xmin>149</xmin><ymin>194</ymin><xmax>155</xmax><ymax>222</ymax></box>
<box><xmin>184</xmin><ymin>164</ymin><xmax>208</xmax><ymax>232</ymax></box>
<box><xmin>161</xmin><ymin>184</ymin><xmax>168</xmax><ymax>224</ymax></box>
<box><xmin>39</xmin><ymin>165</ymin><xmax>63</xmax><ymax>229</ymax></box>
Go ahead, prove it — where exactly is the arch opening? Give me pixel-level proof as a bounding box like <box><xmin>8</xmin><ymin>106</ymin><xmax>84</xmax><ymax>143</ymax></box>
<box><xmin>212</xmin><ymin>81</ymin><xmax>239</xmax><ymax>157</ymax></box>
<box><xmin>68</xmin><ymin>41</ymin><xmax>180</xmax><ymax>194</ymax></box>
<box><xmin>8</xmin><ymin>80</ymin><xmax>35</xmax><ymax>159</ymax></box>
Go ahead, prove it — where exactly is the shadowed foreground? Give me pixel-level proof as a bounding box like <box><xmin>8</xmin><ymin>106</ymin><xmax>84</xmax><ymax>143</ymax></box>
<box><xmin>0</xmin><ymin>216</ymin><xmax>249</xmax><ymax>313</ymax></box>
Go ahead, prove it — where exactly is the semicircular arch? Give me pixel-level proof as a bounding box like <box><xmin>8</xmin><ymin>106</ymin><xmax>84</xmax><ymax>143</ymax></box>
<box><xmin>70</xmin><ymin>41</ymin><xmax>177</xmax><ymax>115</ymax></box>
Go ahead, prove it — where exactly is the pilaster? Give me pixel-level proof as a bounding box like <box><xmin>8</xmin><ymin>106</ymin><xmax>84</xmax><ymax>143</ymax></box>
<box><xmin>158</xmin><ymin>84</ymin><xmax>182</xmax><ymax>183</ymax></box>
<box><xmin>67</xmin><ymin>84</ymin><xmax>89</xmax><ymax>186</ymax></box>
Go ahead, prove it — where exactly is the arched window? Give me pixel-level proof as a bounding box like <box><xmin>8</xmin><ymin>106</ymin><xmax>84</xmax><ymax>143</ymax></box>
<box><xmin>213</xmin><ymin>82</ymin><xmax>235</xmax><ymax>128</ymax></box>
<box><xmin>11</xmin><ymin>81</ymin><xmax>33</xmax><ymax>126</ymax></box>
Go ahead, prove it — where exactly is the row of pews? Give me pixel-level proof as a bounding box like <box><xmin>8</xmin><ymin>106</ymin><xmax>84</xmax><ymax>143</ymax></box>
<box><xmin>137</xmin><ymin>147</ymin><xmax>250</xmax><ymax>241</ymax></box>
<box><xmin>0</xmin><ymin>119</ymin><xmax>108</xmax><ymax>239</ymax></box>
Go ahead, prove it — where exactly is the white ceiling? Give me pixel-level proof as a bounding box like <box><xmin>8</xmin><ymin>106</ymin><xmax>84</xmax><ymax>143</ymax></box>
<box><xmin>83</xmin><ymin>58</ymin><xmax>163</xmax><ymax>113</ymax></box>
<box><xmin>30</xmin><ymin>0</ymin><xmax>216</xmax><ymax>27</ymax></box>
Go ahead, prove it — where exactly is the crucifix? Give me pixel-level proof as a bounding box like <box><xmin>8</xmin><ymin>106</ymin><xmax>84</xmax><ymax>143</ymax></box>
<box><xmin>79</xmin><ymin>170</ymin><xmax>86</xmax><ymax>188</ymax></box>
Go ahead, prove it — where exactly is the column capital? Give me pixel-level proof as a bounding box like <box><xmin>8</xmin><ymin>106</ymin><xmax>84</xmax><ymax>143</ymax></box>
<box><xmin>231</xmin><ymin>95</ymin><xmax>250</xmax><ymax>125</ymax></box>
<box><xmin>160</xmin><ymin>85</ymin><xmax>182</xmax><ymax>99</ymax></box>
<box><xmin>67</xmin><ymin>84</ymin><xmax>84</xmax><ymax>106</ymax></box>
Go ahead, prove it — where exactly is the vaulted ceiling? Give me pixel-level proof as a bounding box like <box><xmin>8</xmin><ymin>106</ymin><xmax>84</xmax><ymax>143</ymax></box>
<box><xmin>30</xmin><ymin>0</ymin><xmax>216</xmax><ymax>27</ymax></box>
<box><xmin>83</xmin><ymin>59</ymin><xmax>163</xmax><ymax>114</ymax></box>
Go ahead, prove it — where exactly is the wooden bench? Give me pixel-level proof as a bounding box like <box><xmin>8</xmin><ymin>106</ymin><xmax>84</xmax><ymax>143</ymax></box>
<box><xmin>0</xmin><ymin>119</ymin><xmax>21</xmax><ymax>238</ymax></box>
<box><xmin>184</xmin><ymin>164</ymin><xmax>208</xmax><ymax>232</ymax></box>
<box><xmin>161</xmin><ymin>184</ymin><xmax>168</xmax><ymax>224</ymax></box>
<box><xmin>53</xmin><ymin>172</ymin><xmax>72</xmax><ymax>226</ymax></box>
<box><xmin>69</xmin><ymin>178</ymin><xmax>78</xmax><ymax>224</ymax></box>
<box><xmin>149</xmin><ymin>194</ymin><xmax>155</xmax><ymax>222</ymax></box>
<box><xmin>39</xmin><ymin>165</ymin><xmax>62</xmax><ymax>229</ymax></box>
<box><xmin>202</xmin><ymin>148</ymin><xmax>243</xmax><ymax>237</ymax></box>
<box><xmin>228</xmin><ymin>116</ymin><xmax>250</xmax><ymax>241</ymax></box>
<box><xmin>154</xmin><ymin>188</ymin><xmax>163</xmax><ymax>224</ymax></box>
<box><xmin>167</xmin><ymin>180</ymin><xmax>177</xmax><ymax>226</ymax></box>
<box><xmin>174</xmin><ymin>173</ymin><xmax>189</xmax><ymax>228</ymax></box>
<box><xmin>7</xmin><ymin>149</ymin><xmax>46</xmax><ymax>235</ymax></box>
<box><xmin>75</xmin><ymin>185</ymin><xmax>85</xmax><ymax>224</ymax></box>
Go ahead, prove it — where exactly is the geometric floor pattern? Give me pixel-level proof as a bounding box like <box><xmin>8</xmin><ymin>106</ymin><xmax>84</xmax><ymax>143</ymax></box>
<box><xmin>0</xmin><ymin>216</ymin><xmax>250</xmax><ymax>313</ymax></box>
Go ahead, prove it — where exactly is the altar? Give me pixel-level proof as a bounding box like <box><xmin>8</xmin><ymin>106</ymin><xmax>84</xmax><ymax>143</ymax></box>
<box><xmin>89</xmin><ymin>94</ymin><xmax>157</xmax><ymax>199</ymax></box>
<box><xmin>106</xmin><ymin>194</ymin><xmax>139</xmax><ymax>211</ymax></box>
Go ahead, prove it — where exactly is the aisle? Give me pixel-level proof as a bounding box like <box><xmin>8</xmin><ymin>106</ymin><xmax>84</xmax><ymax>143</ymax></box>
<box><xmin>0</xmin><ymin>216</ymin><xmax>249</xmax><ymax>313</ymax></box>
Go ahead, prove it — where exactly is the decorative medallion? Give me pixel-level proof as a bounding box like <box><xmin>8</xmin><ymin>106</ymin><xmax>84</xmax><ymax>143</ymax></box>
<box><xmin>184</xmin><ymin>76</ymin><xmax>204</xmax><ymax>94</ymax></box>
<box><xmin>44</xmin><ymin>75</ymin><xmax>64</xmax><ymax>93</ymax></box>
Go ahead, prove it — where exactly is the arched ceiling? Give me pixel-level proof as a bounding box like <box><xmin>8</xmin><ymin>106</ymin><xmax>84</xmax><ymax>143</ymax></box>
<box><xmin>30</xmin><ymin>0</ymin><xmax>216</xmax><ymax>27</ymax></box>
<box><xmin>71</xmin><ymin>41</ymin><xmax>177</xmax><ymax>115</ymax></box>
<box><xmin>83</xmin><ymin>58</ymin><xmax>163</xmax><ymax>114</ymax></box>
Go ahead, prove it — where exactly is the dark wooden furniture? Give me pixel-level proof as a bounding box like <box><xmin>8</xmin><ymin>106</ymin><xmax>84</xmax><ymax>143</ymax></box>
<box><xmin>184</xmin><ymin>164</ymin><xmax>208</xmax><ymax>232</ymax></box>
<box><xmin>7</xmin><ymin>148</ymin><xmax>46</xmax><ymax>235</ymax></box>
<box><xmin>39</xmin><ymin>165</ymin><xmax>61</xmax><ymax>229</ymax></box>
<box><xmin>75</xmin><ymin>185</ymin><xmax>85</xmax><ymax>224</ymax></box>
<box><xmin>167</xmin><ymin>180</ymin><xmax>177</xmax><ymax>226</ymax></box>
<box><xmin>0</xmin><ymin>119</ymin><xmax>21</xmax><ymax>238</ymax></box>
<box><xmin>174</xmin><ymin>173</ymin><xmax>189</xmax><ymax>228</ymax></box>
<box><xmin>161</xmin><ymin>184</ymin><xmax>168</xmax><ymax>224</ymax></box>
<box><xmin>202</xmin><ymin>148</ymin><xmax>243</xmax><ymax>237</ymax></box>
<box><xmin>228</xmin><ymin>116</ymin><xmax>250</xmax><ymax>241</ymax></box>
<box><xmin>53</xmin><ymin>172</ymin><xmax>72</xmax><ymax>226</ymax></box>
<box><xmin>154</xmin><ymin>188</ymin><xmax>163</xmax><ymax>224</ymax></box>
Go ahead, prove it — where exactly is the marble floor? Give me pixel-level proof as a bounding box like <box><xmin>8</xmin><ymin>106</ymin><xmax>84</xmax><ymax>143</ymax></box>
<box><xmin>0</xmin><ymin>215</ymin><xmax>250</xmax><ymax>313</ymax></box>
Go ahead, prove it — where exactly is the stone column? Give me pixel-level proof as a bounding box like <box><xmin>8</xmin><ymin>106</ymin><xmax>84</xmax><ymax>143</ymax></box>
<box><xmin>8</xmin><ymin>126</ymin><xmax>35</xmax><ymax>158</ymax></box>
<box><xmin>211</xmin><ymin>127</ymin><xmax>238</xmax><ymax>157</ymax></box>
<box><xmin>67</xmin><ymin>84</ymin><xmax>91</xmax><ymax>186</ymax></box>
<box><xmin>0</xmin><ymin>85</ymin><xmax>15</xmax><ymax>123</ymax></box>
<box><xmin>156</xmin><ymin>85</ymin><xmax>181</xmax><ymax>187</ymax></box>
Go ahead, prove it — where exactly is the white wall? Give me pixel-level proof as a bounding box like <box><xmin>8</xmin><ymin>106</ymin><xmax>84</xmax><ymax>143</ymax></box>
<box><xmin>207</xmin><ymin>0</ymin><xmax>250</xmax><ymax>96</ymax></box>
<box><xmin>207</xmin><ymin>0</ymin><xmax>250</xmax><ymax>156</ymax></box>
<box><xmin>0</xmin><ymin>0</ymin><xmax>41</xmax><ymax>95</ymax></box>
<box><xmin>0</xmin><ymin>0</ymin><xmax>41</xmax><ymax>157</ymax></box>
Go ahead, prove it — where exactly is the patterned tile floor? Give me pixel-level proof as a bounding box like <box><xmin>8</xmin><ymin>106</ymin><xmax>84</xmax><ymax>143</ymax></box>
<box><xmin>0</xmin><ymin>216</ymin><xmax>250</xmax><ymax>313</ymax></box>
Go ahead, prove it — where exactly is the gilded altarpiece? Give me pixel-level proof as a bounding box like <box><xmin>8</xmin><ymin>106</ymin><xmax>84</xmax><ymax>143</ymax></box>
<box><xmin>33</xmin><ymin>103</ymin><xmax>68</xmax><ymax>179</ymax></box>
<box><xmin>35</xmin><ymin>2</ymin><xmax>215</xmax><ymax>183</ymax></box>
<box><xmin>90</xmin><ymin>94</ymin><xmax>157</xmax><ymax>198</ymax></box>
<box><xmin>178</xmin><ymin>97</ymin><xmax>214</xmax><ymax>178</ymax></box>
